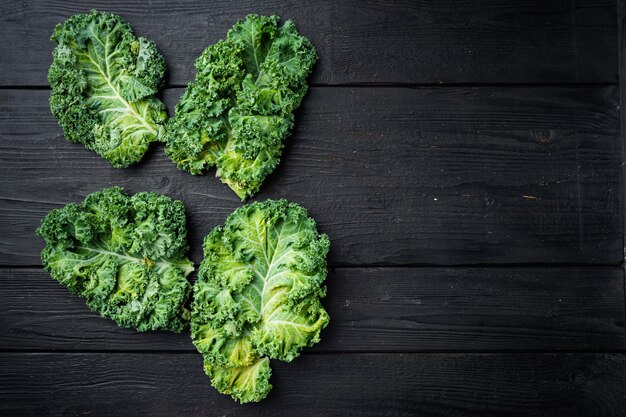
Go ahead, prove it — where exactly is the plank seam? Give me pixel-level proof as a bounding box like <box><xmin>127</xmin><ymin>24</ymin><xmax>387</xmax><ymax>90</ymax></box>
<box><xmin>3</xmin><ymin>263</ymin><xmax>625</xmax><ymax>270</ymax></box>
<box><xmin>0</xmin><ymin>350</ymin><xmax>624</xmax><ymax>355</ymax></box>
<box><xmin>0</xmin><ymin>83</ymin><xmax>619</xmax><ymax>91</ymax></box>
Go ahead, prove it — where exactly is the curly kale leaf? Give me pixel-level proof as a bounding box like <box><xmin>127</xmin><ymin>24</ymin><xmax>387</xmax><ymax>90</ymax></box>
<box><xmin>36</xmin><ymin>187</ymin><xmax>194</xmax><ymax>332</ymax></box>
<box><xmin>191</xmin><ymin>199</ymin><xmax>330</xmax><ymax>403</ymax></box>
<box><xmin>49</xmin><ymin>10</ymin><xmax>167</xmax><ymax>168</ymax></box>
<box><xmin>165</xmin><ymin>15</ymin><xmax>317</xmax><ymax>200</ymax></box>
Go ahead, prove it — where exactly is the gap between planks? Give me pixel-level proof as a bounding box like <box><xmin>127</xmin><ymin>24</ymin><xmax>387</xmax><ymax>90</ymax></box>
<box><xmin>3</xmin><ymin>263</ymin><xmax>626</xmax><ymax>269</ymax></box>
<box><xmin>1</xmin><ymin>349</ymin><xmax>624</xmax><ymax>355</ymax></box>
<box><xmin>0</xmin><ymin>82</ymin><xmax>619</xmax><ymax>91</ymax></box>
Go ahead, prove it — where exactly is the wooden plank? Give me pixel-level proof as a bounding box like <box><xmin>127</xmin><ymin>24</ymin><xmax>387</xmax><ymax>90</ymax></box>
<box><xmin>0</xmin><ymin>352</ymin><xmax>623</xmax><ymax>416</ymax></box>
<box><xmin>1</xmin><ymin>267</ymin><xmax>623</xmax><ymax>352</ymax></box>
<box><xmin>0</xmin><ymin>87</ymin><xmax>620</xmax><ymax>265</ymax></box>
<box><xmin>617</xmin><ymin>2</ymin><xmax>626</xmax><ymax>337</ymax></box>
<box><xmin>0</xmin><ymin>0</ymin><xmax>617</xmax><ymax>86</ymax></box>
<box><xmin>616</xmin><ymin>2</ymin><xmax>626</xmax><ymax>340</ymax></box>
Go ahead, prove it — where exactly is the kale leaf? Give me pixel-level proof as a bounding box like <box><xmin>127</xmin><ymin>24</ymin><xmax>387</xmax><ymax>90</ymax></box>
<box><xmin>49</xmin><ymin>10</ymin><xmax>167</xmax><ymax>167</ymax></box>
<box><xmin>165</xmin><ymin>15</ymin><xmax>317</xmax><ymax>200</ymax></box>
<box><xmin>37</xmin><ymin>187</ymin><xmax>194</xmax><ymax>332</ymax></box>
<box><xmin>191</xmin><ymin>199</ymin><xmax>330</xmax><ymax>402</ymax></box>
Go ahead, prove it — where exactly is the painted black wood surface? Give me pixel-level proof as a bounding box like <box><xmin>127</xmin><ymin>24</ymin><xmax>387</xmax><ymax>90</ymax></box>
<box><xmin>2</xmin><ymin>267</ymin><xmax>623</xmax><ymax>352</ymax></box>
<box><xmin>0</xmin><ymin>1</ymin><xmax>624</xmax><ymax>416</ymax></box>
<box><xmin>0</xmin><ymin>0</ymin><xmax>618</xmax><ymax>86</ymax></box>
<box><xmin>1</xmin><ymin>87</ymin><xmax>621</xmax><ymax>266</ymax></box>
<box><xmin>1</xmin><ymin>353</ymin><xmax>624</xmax><ymax>417</ymax></box>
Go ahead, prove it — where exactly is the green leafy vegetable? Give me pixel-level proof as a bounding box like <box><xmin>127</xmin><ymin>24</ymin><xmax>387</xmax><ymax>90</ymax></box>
<box><xmin>37</xmin><ymin>187</ymin><xmax>194</xmax><ymax>332</ymax></box>
<box><xmin>49</xmin><ymin>10</ymin><xmax>167</xmax><ymax>168</ymax></box>
<box><xmin>165</xmin><ymin>14</ymin><xmax>317</xmax><ymax>200</ymax></box>
<box><xmin>191</xmin><ymin>199</ymin><xmax>330</xmax><ymax>403</ymax></box>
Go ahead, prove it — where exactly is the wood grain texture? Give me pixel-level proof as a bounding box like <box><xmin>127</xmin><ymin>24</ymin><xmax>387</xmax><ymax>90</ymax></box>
<box><xmin>0</xmin><ymin>2</ymin><xmax>623</xmax><ymax>416</ymax></box>
<box><xmin>0</xmin><ymin>352</ymin><xmax>624</xmax><ymax>417</ymax></box>
<box><xmin>0</xmin><ymin>0</ymin><xmax>618</xmax><ymax>86</ymax></box>
<box><xmin>1</xmin><ymin>267</ymin><xmax>623</xmax><ymax>352</ymax></box>
<box><xmin>616</xmin><ymin>6</ymin><xmax>626</xmax><ymax>367</ymax></box>
<box><xmin>0</xmin><ymin>87</ymin><xmax>620</xmax><ymax>266</ymax></box>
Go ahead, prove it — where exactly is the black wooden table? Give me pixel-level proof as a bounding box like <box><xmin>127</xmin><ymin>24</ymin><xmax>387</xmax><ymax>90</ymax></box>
<box><xmin>1</xmin><ymin>1</ymin><xmax>625</xmax><ymax>416</ymax></box>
